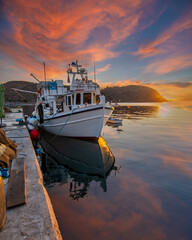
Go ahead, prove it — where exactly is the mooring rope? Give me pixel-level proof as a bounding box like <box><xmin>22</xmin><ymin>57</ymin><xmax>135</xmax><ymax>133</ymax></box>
<box><xmin>48</xmin><ymin>107</ymin><xmax>78</xmax><ymax>143</ymax></box>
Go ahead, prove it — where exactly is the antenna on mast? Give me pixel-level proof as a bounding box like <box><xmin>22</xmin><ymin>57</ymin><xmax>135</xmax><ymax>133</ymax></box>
<box><xmin>43</xmin><ymin>62</ymin><xmax>46</xmax><ymax>82</ymax></box>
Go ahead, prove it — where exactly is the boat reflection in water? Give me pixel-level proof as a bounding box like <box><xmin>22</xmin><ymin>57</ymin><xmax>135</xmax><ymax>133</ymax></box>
<box><xmin>39</xmin><ymin>131</ymin><xmax>116</xmax><ymax>200</ymax></box>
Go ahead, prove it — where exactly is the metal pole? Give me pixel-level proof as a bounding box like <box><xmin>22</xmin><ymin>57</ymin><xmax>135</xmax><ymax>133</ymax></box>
<box><xmin>43</xmin><ymin>62</ymin><xmax>46</xmax><ymax>82</ymax></box>
<box><xmin>94</xmin><ymin>57</ymin><xmax>96</xmax><ymax>83</ymax></box>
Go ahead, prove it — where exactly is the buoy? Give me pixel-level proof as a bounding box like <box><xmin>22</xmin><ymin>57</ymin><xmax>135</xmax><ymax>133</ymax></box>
<box><xmin>27</xmin><ymin>117</ymin><xmax>38</xmax><ymax>131</ymax></box>
<box><xmin>30</xmin><ymin>129</ymin><xmax>39</xmax><ymax>140</ymax></box>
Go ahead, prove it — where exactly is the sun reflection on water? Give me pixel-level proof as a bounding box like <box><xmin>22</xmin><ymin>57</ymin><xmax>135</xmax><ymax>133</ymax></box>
<box><xmin>42</xmin><ymin>101</ymin><xmax>192</xmax><ymax>240</ymax></box>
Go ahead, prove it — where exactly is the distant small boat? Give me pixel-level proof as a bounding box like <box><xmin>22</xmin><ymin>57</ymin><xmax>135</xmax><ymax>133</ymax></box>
<box><xmin>107</xmin><ymin>117</ymin><xmax>122</xmax><ymax>124</ymax></box>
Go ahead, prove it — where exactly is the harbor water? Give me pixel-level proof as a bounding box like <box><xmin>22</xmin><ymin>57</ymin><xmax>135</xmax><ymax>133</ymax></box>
<box><xmin>39</xmin><ymin>101</ymin><xmax>192</xmax><ymax>240</ymax></box>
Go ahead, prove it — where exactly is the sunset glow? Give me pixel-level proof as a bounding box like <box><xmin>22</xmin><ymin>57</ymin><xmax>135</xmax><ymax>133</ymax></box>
<box><xmin>0</xmin><ymin>0</ymin><xmax>192</xmax><ymax>101</ymax></box>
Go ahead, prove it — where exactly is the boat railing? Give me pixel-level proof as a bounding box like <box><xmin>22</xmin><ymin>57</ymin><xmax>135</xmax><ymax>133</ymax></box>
<box><xmin>100</xmin><ymin>95</ymin><xmax>105</xmax><ymax>104</ymax></box>
<box><xmin>72</xmin><ymin>86</ymin><xmax>98</xmax><ymax>91</ymax></box>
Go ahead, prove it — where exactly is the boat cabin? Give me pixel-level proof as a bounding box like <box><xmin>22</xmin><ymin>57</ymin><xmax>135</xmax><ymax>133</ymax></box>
<box><xmin>36</xmin><ymin>61</ymin><xmax>102</xmax><ymax>116</ymax></box>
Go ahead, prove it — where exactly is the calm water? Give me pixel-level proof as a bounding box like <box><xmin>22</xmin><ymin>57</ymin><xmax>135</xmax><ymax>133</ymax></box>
<box><xmin>41</xmin><ymin>102</ymin><xmax>192</xmax><ymax>240</ymax></box>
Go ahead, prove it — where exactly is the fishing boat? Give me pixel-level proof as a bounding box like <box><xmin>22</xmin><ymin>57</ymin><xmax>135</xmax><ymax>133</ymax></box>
<box><xmin>35</xmin><ymin>61</ymin><xmax>114</xmax><ymax>139</ymax></box>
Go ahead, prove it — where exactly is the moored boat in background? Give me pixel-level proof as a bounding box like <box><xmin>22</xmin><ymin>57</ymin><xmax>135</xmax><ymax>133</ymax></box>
<box><xmin>107</xmin><ymin>117</ymin><xmax>122</xmax><ymax>124</ymax></box>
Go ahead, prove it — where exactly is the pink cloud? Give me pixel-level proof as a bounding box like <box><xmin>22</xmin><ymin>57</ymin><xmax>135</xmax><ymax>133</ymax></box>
<box><xmin>98</xmin><ymin>64</ymin><xmax>112</xmax><ymax>72</ymax></box>
<box><xmin>144</xmin><ymin>54</ymin><xmax>192</xmax><ymax>74</ymax></box>
<box><xmin>145</xmin><ymin>81</ymin><xmax>192</xmax><ymax>102</ymax></box>
<box><xmin>134</xmin><ymin>10</ymin><xmax>192</xmax><ymax>58</ymax></box>
<box><xmin>99</xmin><ymin>79</ymin><xmax>143</xmax><ymax>88</ymax></box>
<box><xmin>0</xmin><ymin>0</ymin><xmax>154</xmax><ymax>79</ymax></box>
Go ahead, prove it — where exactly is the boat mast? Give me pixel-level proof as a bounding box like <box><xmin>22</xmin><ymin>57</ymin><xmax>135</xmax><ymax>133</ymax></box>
<box><xmin>43</xmin><ymin>62</ymin><xmax>46</xmax><ymax>82</ymax></box>
<box><xmin>94</xmin><ymin>57</ymin><xmax>96</xmax><ymax>83</ymax></box>
<box><xmin>76</xmin><ymin>60</ymin><xmax>79</xmax><ymax>72</ymax></box>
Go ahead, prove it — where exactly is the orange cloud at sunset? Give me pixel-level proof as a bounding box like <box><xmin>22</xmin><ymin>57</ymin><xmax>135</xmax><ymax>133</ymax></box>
<box><xmin>133</xmin><ymin>9</ymin><xmax>192</xmax><ymax>78</ymax></box>
<box><xmin>0</xmin><ymin>0</ymin><xmax>191</xmax><ymax>95</ymax></box>
<box><xmin>134</xmin><ymin>10</ymin><xmax>192</xmax><ymax>58</ymax></box>
<box><xmin>144</xmin><ymin>54</ymin><xmax>192</xmax><ymax>75</ymax></box>
<box><xmin>147</xmin><ymin>82</ymin><xmax>192</xmax><ymax>101</ymax></box>
<box><xmin>99</xmin><ymin>79</ymin><xmax>143</xmax><ymax>88</ymax></box>
<box><xmin>0</xmin><ymin>0</ymin><xmax>152</xmax><ymax>79</ymax></box>
<box><xmin>98</xmin><ymin>64</ymin><xmax>112</xmax><ymax>72</ymax></box>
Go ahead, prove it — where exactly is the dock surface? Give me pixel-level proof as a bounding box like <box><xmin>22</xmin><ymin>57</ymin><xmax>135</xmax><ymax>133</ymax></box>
<box><xmin>0</xmin><ymin>111</ymin><xmax>62</xmax><ymax>240</ymax></box>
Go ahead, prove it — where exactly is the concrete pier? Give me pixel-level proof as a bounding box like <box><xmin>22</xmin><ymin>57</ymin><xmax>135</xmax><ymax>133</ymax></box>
<box><xmin>0</xmin><ymin>111</ymin><xmax>62</xmax><ymax>240</ymax></box>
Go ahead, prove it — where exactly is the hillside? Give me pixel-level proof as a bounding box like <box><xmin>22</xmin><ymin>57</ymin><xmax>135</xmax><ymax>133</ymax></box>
<box><xmin>3</xmin><ymin>81</ymin><xmax>167</xmax><ymax>103</ymax></box>
<box><xmin>101</xmin><ymin>85</ymin><xmax>167</xmax><ymax>102</ymax></box>
<box><xmin>3</xmin><ymin>81</ymin><xmax>37</xmax><ymax>102</ymax></box>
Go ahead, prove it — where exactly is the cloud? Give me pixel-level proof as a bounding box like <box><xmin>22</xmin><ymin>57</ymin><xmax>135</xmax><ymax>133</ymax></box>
<box><xmin>145</xmin><ymin>81</ymin><xmax>192</xmax><ymax>101</ymax></box>
<box><xmin>99</xmin><ymin>79</ymin><xmax>143</xmax><ymax>88</ymax></box>
<box><xmin>134</xmin><ymin>10</ymin><xmax>192</xmax><ymax>58</ymax></box>
<box><xmin>154</xmin><ymin>82</ymin><xmax>192</xmax><ymax>88</ymax></box>
<box><xmin>133</xmin><ymin>9</ymin><xmax>192</xmax><ymax>76</ymax></box>
<box><xmin>97</xmin><ymin>64</ymin><xmax>111</xmax><ymax>72</ymax></box>
<box><xmin>0</xmin><ymin>0</ymin><xmax>153</xmax><ymax>79</ymax></box>
<box><xmin>144</xmin><ymin>54</ymin><xmax>192</xmax><ymax>74</ymax></box>
<box><xmin>89</xmin><ymin>63</ymin><xmax>112</xmax><ymax>79</ymax></box>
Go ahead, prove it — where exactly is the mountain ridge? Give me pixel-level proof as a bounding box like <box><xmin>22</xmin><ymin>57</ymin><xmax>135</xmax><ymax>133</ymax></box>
<box><xmin>3</xmin><ymin>81</ymin><xmax>167</xmax><ymax>103</ymax></box>
<box><xmin>101</xmin><ymin>85</ymin><xmax>167</xmax><ymax>102</ymax></box>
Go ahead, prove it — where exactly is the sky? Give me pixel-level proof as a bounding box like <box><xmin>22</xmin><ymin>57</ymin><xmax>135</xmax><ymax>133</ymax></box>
<box><xmin>0</xmin><ymin>0</ymin><xmax>192</xmax><ymax>100</ymax></box>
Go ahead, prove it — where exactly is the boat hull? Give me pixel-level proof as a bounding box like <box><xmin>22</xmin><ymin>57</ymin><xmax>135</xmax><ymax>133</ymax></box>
<box><xmin>41</xmin><ymin>105</ymin><xmax>113</xmax><ymax>139</ymax></box>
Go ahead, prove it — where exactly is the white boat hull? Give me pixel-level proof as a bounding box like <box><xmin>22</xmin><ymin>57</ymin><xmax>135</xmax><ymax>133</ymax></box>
<box><xmin>41</xmin><ymin>104</ymin><xmax>113</xmax><ymax>139</ymax></box>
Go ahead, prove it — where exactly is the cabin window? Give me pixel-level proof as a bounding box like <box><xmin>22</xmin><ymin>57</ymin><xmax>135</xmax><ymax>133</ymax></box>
<box><xmin>96</xmin><ymin>95</ymin><xmax>100</xmax><ymax>104</ymax></box>
<box><xmin>76</xmin><ymin>93</ymin><xmax>81</xmax><ymax>105</ymax></box>
<box><xmin>67</xmin><ymin>95</ymin><xmax>72</xmax><ymax>110</ymax></box>
<box><xmin>68</xmin><ymin>96</ymin><xmax>71</xmax><ymax>106</ymax></box>
<box><xmin>49</xmin><ymin>102</ymin><xmax>53</xmax><ymax>115</ymax></box>
<box><xmin>56</xmin><ymin>102</ymin><xmax>63</xmax><ymax>113</ymax></box>
<box><xmin>83</xmin><ymin>93</ymin><xmax>91</xmax><ymax>104</ymax></box>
